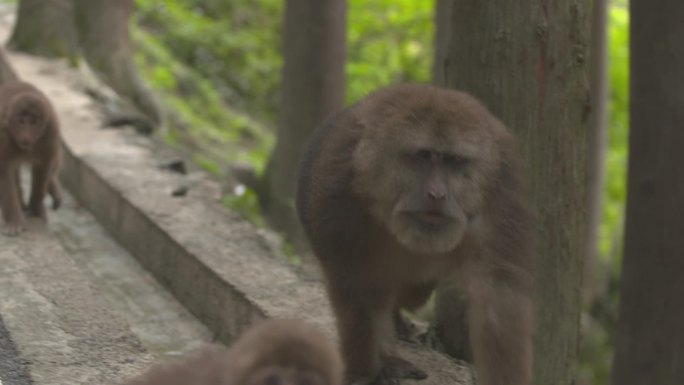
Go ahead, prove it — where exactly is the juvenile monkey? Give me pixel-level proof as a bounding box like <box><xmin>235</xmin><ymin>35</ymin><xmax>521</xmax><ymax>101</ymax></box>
<box><xmin>124</xmin><ymin>319</ymin><xmax>343</xmax><ymax>385</ymax></box>
<box><xmin>297</xmin><ymin>84</ymin><xmax>535</xmax><ymax>385</ymax></box>
<box><xmin>0</xmin><ymin>81</ymin><xmax>62</xmax><ymax>235</ymax></box>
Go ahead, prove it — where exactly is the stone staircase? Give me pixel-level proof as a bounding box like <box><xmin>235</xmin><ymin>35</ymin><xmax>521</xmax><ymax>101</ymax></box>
<box><xmin>0</xmin><ymin>186</ymin><xmax>210</xmax><ymax>385</ymax></box>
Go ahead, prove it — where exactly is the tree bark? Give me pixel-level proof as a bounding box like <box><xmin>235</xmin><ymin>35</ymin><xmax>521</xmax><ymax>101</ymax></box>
<box><xmin>73</xmin><ymin>0</ymin><xmax>162</xmax><ymax>126</ymax></box>
<box><xmin>611</xmin><ymin>1</ymin><xmax>684</xmax><ymax>384</ymax></box>
<box><xmin>434</xmin><ymin>2</ymin><xmax>590</xmax><ymax>385</ymax></box>
<box><xmin>431</xmin><ymin>0</ymin><xmax>452</xmax><ymax>86</ymax></box>
<box><xmin>583</xmin><ymin>0</ymin><xmax>608</xmax><ymax>304</ymax></box>
<box><xmin>8</xmin><ymin>0</ymin><xmax>79</xmax><ymax>62</ymax></box>
<box><xmin>261</xmin><ymin>0</ymin><xmax>347</xmax><ymax>249</ymax></box>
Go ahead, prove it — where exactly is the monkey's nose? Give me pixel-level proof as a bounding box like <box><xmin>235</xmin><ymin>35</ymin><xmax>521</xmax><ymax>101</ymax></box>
<box><xmin>428</xmin><ymin>189</ymin><xmax>446</xmax><ymax>200</ymax></box>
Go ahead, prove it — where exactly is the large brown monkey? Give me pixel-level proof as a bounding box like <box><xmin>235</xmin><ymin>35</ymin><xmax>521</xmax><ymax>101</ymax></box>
<box><xmin>0</xmin><ymin>81</ymin><xmax>62</xmax><ymax>236</ymax></box>
<box><xmin>125</xmin><ymin>319</ymin><xmax>343</xmax><ymax>385</ymax></box>
<box><xmin>297</xmin><ymin>84</ymin><xmax>535</xmax><ymax>385</ymax></box>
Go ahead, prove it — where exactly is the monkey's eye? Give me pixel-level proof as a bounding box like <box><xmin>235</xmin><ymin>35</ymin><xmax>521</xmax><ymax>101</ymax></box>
<box><xmin>443</xmin><ymin>153</ymin><xmax>470</xmax><ymax>169</ymax></box>
<box><xmin>416</xmin><ymin>149</ymin><xmax>432</xmax><ymax>160</ymax></box>
<box><xmin>263</xmin><ymin>373</ymin><xmax>282</xmax><ymax>385</ymax></box>
<box><xmin>297</xmin><ymin>374</ymin><xmax>319</xmax><ymax>385</ymax></box>
<box><xmin>18</xmin><ymin>115</ymin><xmax>36</xmax><ymax>125</ymax></box>
<box><xmin>403</xmin><ymin>149</ymin><xmax>433</xmax><ymax>165</ymax></box>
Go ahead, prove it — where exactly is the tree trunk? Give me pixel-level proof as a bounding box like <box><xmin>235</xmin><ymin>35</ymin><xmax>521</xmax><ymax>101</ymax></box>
<box><xmin>261</xmin><ymin>0</ymin><xmax>347</xmax><ymax>249</ymax></box>
<box><xmin>0</xmin><ymin>49</ymin><xmax>18</xmax><ymax>85</ymax></box>
<box><xmin>431</xmin><ymin>0</ymin><xmax>452</xmax><ymax>86</ymax></box>
<box><xmin>611</xmin><ymin>1</ymin><xmax>684</xmax><ymax>384</ymax></box>
<box><xmin>8</xmin><ymin>0</ymin><xmax>79</xmax><ymax>62</ymax></box>
<box><xmin>73</xmin><ymin>0</ymin><xmax>162</xmax><ymax>126</ymax></box>
<box><xmin>583</xmin><ymin>0</ymin><xmax>608</xmax><ymax>305</ymax></box>
<box><xmin>430</xmin><ymin>0</ymin><xmax>471</xmax><ymax>363</ymax></box>
<box><xmin>435</xmin><ymin>2</ymin><xmax>590</xmax><ymax>385</ymax></box>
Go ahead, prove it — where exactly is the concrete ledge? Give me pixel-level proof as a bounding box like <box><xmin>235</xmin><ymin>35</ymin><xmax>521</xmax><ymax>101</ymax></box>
<box><xmin>0</xmin><ymin>225</ymin><xmax>151</xmax><ymax>385</ymax></box>
<box><xmin>5</xmin><ymin>52</ymin><xmax>472</xmax><ymax>385</ymax></box>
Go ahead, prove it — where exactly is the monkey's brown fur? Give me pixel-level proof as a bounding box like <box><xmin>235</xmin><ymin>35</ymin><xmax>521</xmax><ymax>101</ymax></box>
<box><xmin>0</xmin><ymin>81</ymin><xmax>62</xmax><ymax>236</ymax></box>
<box><xmin>297</xmin><ymin>84</ymin><xmax>535</xmax><ymax>385</ymax></box>
<box><xmin>124</xmin><ymin>319</ymin><xmax>343</xmax><ymax>385</ymax></box>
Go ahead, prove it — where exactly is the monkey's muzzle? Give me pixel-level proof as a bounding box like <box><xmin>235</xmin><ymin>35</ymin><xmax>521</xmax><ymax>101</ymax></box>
<box><xmin>405</xmin><ymin>211</ymin><xmax>455</xmax><ymax>231</ymax></box>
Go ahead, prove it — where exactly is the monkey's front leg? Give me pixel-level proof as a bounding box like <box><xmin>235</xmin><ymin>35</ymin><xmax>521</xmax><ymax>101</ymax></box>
<box><xmin>330</xmin><ymin>285</ymin><xmax>398</xmax><ymax>385</ymax></box>
<box><xmin>27</xmin><ymin>163</ymin><xmax>51</xmax><ymax>220</ymax></box>
<box><xmin>48</xmin><ymin>177</ymin><xmax>62</xmax><ymax>210</ymax></box>
<box><xmin>467</xmin><ymin>269</ymin><xmax>534</xmax><ymax>385</ymax></box>
<box><xmin>0</xmin><ymin>168</ymin><xmax>27</xmax><ymax>235</ymax></box>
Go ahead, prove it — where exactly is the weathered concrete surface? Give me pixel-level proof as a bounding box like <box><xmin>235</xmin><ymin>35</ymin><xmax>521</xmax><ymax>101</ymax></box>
<box><xmin>0</xmin><ymin>311</ymin><xmax>31</xmax><ymax>385</ymax></box>
<box><xmin>0</xmin><ymin>165</ymin><xmax>211</xmax><ymax>384</ymax></box>
<box><xmin>0</xmin><ymin>224</ymin><xmax>152</xmax><ymax>385</ymax></box>
<box><xmin>0</xmin><ymin>11</ymin><xmax>473</xmax><ymax>385</ymax></box>
<box><xmin>47</xmin><ymin>183</ymin><xmax>212</xmax><ymax>361</ymax></box>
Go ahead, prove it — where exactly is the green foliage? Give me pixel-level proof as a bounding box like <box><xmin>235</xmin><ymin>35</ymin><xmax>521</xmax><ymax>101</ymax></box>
<box><xmin>133</xmin><ymin>26</ymin><xmax>274</xmax><ymax>174</ymax></box>
<box><xmin>347</xmin><ymin>0</ymin><xmax>433</xmax><ymax>103</ymax></box>
<box><xmin>579</xmin><ymin>1</ymin><xmax>629</xmax><ymax>384</ymax></box>
<box><xmin>136</xmin><ymin>0</ymin><xmax>283</xmax><ymax>120</ymax></box>
<box><xmin>133</xmin><ymin>0</ymin><xmax>433</xmax><ymax>224</ymax></box>
<box><xmin>135</xmin><ymin>0</ymin><xmax>433</xmax><ymax>119</ymax></box>
<box><xmin>221</xmin><ymin>188</ymin><xmax>266</xmax><ymax>227</ymax></box>
<box><xmin>601</xmin><ymin>1</ymin><xmax>629</xmax><ymax>264</ymax></box>
<box><xmin>193</xmin><ymin>154</ymin><xmax>222</xmax><ymax>176</ymax></box>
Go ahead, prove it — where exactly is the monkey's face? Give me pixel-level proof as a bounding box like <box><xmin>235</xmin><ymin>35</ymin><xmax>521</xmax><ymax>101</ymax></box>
<box><xmin>6</xmin><ymin>98</ymin><xmax>47</xmax><ymax>151</ymax></box>
<box><xmin>389</xmin><ymin>148</ymin><xmax>477</xmax><ymax>254</ymax></box>
<box><xmin>243</xmin><ymin>366</ymin><xmax>327</xmax><ymax>385</ymax></box>
<box><xmin>353</xmin><ymin>89</ymin><xmax>500</xmax><ymax>255</ymax></box>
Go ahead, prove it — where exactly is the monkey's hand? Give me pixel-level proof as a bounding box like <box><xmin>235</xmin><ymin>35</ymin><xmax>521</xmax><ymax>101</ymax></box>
<box><xmin>3</xmin><ymin>218</ymin><xmax>26</xmax><ymax>236</ymax></box>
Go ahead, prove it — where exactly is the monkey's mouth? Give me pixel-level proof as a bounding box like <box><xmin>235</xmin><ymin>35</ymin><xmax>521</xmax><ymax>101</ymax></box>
<box><xmin>13</xmin><ymin>139</ymin><xmax>33</xmax><ymax>151</ymax></box>
<box><xmin>405</xmin><ymin>211</ymin><xmax>454</xmax><ymax>228</ymax></box>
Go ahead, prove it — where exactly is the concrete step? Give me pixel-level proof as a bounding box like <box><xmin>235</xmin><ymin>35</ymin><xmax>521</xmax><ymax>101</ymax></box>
<box><xmin>0</xmin><ymin>219</ymin><xmax>150</xmax><ymax>384</ymax></box>
<box><xmin>0</xmin><ymin>187</ymin><xmax>211</xmax><ymax>385</ymax></box>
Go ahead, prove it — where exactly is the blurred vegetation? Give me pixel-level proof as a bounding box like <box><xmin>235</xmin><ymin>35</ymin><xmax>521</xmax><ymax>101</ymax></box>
<box><xmin>578</xmin><ymin>1</ymin><xmax>629</xmax><ymax>385</ymax></box>
<box><xmin>602</xmin><ymin>1</ymin><xmax>629</xmax><ymax>266</ymax></box>
<box><xmin>135</xmin><ymin>0</ymin><xmax>283</xmax><ymax>121</ymax></box>
<box><xmin>133</xmin><ymin>0</ymin><xmax>432</xmax><ymax>220</ymax></box>
<box><xmin>131</xmin><ymin>1</ymin><xmax>629</xmax><ymax>382</ymax></box>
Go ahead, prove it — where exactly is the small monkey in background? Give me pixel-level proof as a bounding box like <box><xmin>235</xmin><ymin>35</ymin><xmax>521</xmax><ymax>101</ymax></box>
<box><xmin>124</xmin><ymin>319</ymin><xmax>343</xmax><ymax>385</ymax></box>
<box><xmin>297</xmin><ymin>84</ymin><xmax>535</xmax><ymax>385</ymax></box>
<box><xmin>0</xmin><ymin>81</ymin><xmax>62</xmax><ymax>236</ymax></box>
